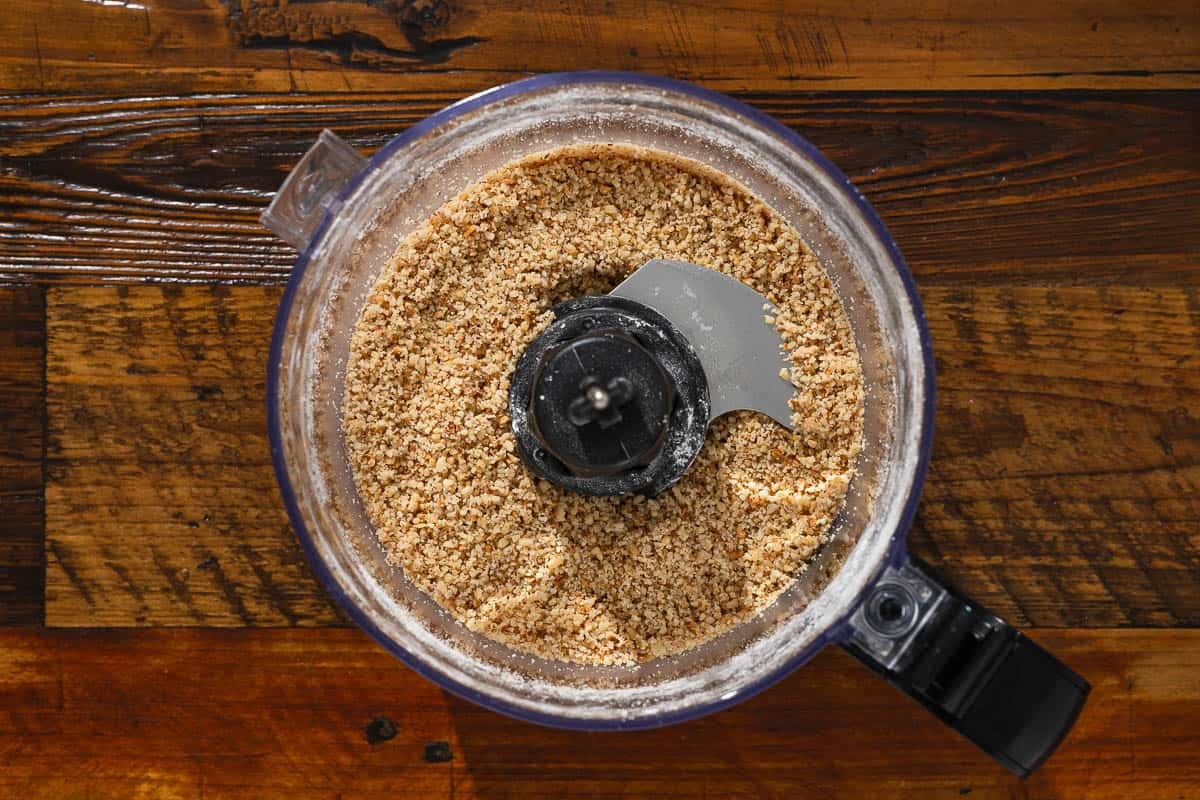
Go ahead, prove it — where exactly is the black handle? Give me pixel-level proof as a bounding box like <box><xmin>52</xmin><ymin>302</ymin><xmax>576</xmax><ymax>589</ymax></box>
<box><xmin>841</xmin><ymin>555</ymin><xmax>1090</xmax><ymax>777</ymax></box>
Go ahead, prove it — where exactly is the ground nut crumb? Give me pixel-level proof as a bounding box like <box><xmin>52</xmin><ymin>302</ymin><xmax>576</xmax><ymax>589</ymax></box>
<box><xmin>343</xmin><ymin>144</ymin><xmax>863</xmax><ymax>666</ymax></box>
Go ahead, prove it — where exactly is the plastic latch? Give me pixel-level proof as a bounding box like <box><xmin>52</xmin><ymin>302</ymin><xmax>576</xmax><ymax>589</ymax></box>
<box><xmin>844</xmin><ymin>555</ymin><xmax>1090</xmax><ymax>777</ymax></box>
<box><xmin>260</xmin><ymin>130</ymin><xmax>368</xmax><ymax>250</ymax></box>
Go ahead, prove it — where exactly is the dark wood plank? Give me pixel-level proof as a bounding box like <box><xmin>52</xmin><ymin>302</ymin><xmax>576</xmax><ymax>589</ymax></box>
<box><xmin>1</xmin><ymin>92</ymin><xmax>1195</xmax><ymax>286</ymax></box>
<box><xmin>0</xmin><ymin>0</ymin><xmax>1195</xmax><ymax>95</ymax></box>
<box><xmin>0</xmin><ymin>285</ymin><xmax>44</xmax><ymax>625</ymax></box>
<box><xmin>41</xmin><ymin>285</ymin><xmax>1200</xmax><ymax>627</ymax></box>
<box><xmin>0</xmin><ymin>628</ymin><xmax>1195</xmax><ymax>798</ymax></box>
<box><xmin>44</xmin><ymin>285</ymin><xmax>341</xmax><ymax>626</ymax></box>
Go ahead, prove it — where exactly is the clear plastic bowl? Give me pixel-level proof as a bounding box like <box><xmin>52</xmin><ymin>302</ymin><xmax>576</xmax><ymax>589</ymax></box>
<box><xmin>266</xmin><ymin>72</ymin><xmax>933</xmax><ymax>729</ymax></box>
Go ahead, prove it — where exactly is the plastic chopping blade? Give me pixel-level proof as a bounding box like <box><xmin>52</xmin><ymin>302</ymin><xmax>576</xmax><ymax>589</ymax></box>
<box><xmin>611</xmin><ymin>258</ymin><xmax>796</xmax><ymax>430</ymax></box>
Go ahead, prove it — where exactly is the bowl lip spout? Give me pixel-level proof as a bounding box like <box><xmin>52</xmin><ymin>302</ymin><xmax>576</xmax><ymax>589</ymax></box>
<box><xmin>266</xmin><ymin>70</ymin><xmax>936</xmax><ymax>730</ymax></box>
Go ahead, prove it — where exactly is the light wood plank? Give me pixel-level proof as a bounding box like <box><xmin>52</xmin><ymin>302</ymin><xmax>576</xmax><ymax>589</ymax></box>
<box><xmin>45</xmin><ymin>285</ymin><xmax>341</xmax><ymax>626</ymax></box>
<box><xmin>42</xmin><ymin>285</ymin><xmax>1200</xmax><ymax>626</ymax></box>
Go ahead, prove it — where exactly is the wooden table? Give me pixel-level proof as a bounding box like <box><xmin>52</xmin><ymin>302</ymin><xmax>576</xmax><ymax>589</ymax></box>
<box><xmin>1</xmin><ymin>2</ymin><xmax>1197</xmax><ymax>797</ymax></box>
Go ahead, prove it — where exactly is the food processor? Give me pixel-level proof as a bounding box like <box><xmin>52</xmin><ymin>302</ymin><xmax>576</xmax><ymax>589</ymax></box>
<box><xmin>261</xmin><ymin>72</ymin><xmax>1089</xmax><ymax>776</ymax></box>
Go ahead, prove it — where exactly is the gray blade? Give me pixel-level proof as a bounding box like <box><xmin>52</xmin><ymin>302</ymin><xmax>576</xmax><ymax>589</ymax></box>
<box><xmin>611</xmin><ymin>259</ymin><xmax>795</xmax><ymax>430</ymax></box>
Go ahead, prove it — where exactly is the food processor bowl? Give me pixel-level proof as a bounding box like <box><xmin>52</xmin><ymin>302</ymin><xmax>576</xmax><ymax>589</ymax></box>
<box><xmin>263</xmin><ymin>72</ymin><xmax>1087</xmax><ymax>776</ymax></box>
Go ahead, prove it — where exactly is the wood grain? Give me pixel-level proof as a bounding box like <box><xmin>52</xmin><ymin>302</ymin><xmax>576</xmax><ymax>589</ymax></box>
<box><xmin>1</xmin><ymin>91</ymin><xmax>1195</xmax><ymax>286</ymax></box>
<box><xmin>44</xmin><ymin>285</ymin><xmax>341</xmax><ymax>626</ymax></box>
<box><xmin>41</xmin><ymin>284</ymin><xmax>1200</xmax><ymax>627</ymax></box>
<box><xmin>0</xmin><ymin>286</ymin><xmax>43</xmax><ymax>625</ymax></box>
<box><xmin>0</xmin><ymin>627</ymin><xmax>1196</xmax><ymax>798</ymax></box>
<box><xmin>0</xmin><ymin>0</ymin><xmax>1196</xmax><ymax>94</ymax></box>
<box><xmin>920</xmin><ymin>286</ymin><xmax>1200</xmax><ymax>627</ymax></box>
<box><xmin>2</xmin><ymin>0</ymin><xmax>1196</xmax><ymax>794</ymax></box>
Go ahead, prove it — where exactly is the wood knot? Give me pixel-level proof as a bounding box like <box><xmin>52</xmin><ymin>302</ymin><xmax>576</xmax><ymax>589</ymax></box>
<box><xmin>396</xmin><ymin>0</ymin><xmax>453</xmax><ymax>36</ymax></box>
<box><xmin>365</xmin><ymin>715</ymin><xmax>399</xmax><ymax>745</ymax></box>
<box><xmin>423</xmin><ymin>740</ymin><xmax>453</xmax><ymax>762</ymax></box>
